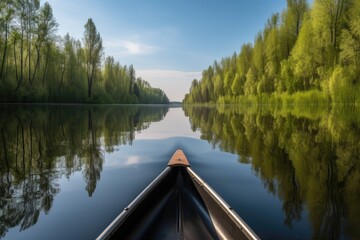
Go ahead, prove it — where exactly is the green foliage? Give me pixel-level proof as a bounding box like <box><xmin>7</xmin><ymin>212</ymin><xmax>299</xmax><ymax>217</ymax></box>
<box><xmin>231</xmin><ymin>73</ymin><xmax>241</xmax><ymax>95</ymax></box>
<box><xmin>244</xmin><ymin>68</ymin><xmax>256</xmax><ymax>95</ymax></box>
<box><xmin>0</xmin><ymin>2</ymin><xmax>168</xmax><ymax>104</ymax></box>
<box><xmin>339</xmin><ymin>0</ymin><xmax>360</xmax><ymax>69</ymax></box>
<box><xmin>290</xmin><ymin>14</ymin><xmax>318</xmax><ymax>90</ymax></box>
<box><xmin>184</xmin><ymin>0</ymin><xmax>360</xmax><ymax>105</ymax></box>
<box><xmin>84</xmin><ymin>18</ymin><xmax>103</xmax><ymax>99</ymax></box>
<box><xmin>329</xmin><ymin>66</ymin><xmax>360</xmax><ymax>103</ymax></box>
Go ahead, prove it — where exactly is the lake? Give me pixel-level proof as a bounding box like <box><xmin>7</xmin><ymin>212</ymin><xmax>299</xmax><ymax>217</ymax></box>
<box><xmin>0</xmin><ymin>104</ymin><xmax>359</xmax><ymax>239</ymax></box>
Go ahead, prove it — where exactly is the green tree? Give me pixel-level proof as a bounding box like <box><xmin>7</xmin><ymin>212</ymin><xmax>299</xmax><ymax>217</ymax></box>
<box><xmin>289</xmin><ymin>13</ymin><xmax>317</xmax><ymax>90</ymax></box>
<box><xmin>231</xmin><ymin>73</ymin><xmax>241</xmax><ymax>96</ymax></box>
<box><xmin>280</xmin><ymin>0</ymin><xmax>308</xmax><ymax>57</ymax></box>
<box><xmin>83</xmin><ymin>18</ymin><xmax>103</xmax><ymax>99</ymax></box>
<box><xmin>264</xmin><ymin>13</ymin><xmax>280</xmax><ymax>92</ymax></box>
<box><xmin>31</xmin><ymin>2</ymin><xmax>57</xmax><ymax>85</ymax></box>
<box><xmin>236</xmin><ymin>44</ymin><xmax>252</xmax><ymax>95</ymax></box>
<box><xmin>0</xmin><ymin>0</ymin><xmax>15</xmax><ymax>79</ymax></box>
<box><xmin>244</xmin><ymin>68</ymin><xmax>256</xmax><ymax>95</ymax></box>
<box><xmin>25</xmin><ymin>0</ymin><xmax>40</xmax><ymax>87</ymax></box>
<box><xmin>13</xmin><ymin>0</ymin><xmax>28</xmax><ymax>91</ymax></box>
<box><xmin>339</xmin><ymin>0</ymin><xmax>360</xmax><ymax>70</ymax></box>
<box><xmin>312</xmin><ymin>0</ymin><xmax>350</xmax><ymax>68</ymax></box>
<box><xmin>214</xmin><ymin>74</ymin><xmax>224</xmax><ymax>98</ymax></box>
<box><xmin>252</xmin><ymin>33</ymin><xmax>265</xmax><ymax>79</ymax></box>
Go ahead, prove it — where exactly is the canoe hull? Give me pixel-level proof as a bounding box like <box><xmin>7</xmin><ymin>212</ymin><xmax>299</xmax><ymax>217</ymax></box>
<box><xmin>97</xmin><ymin>150</ymin><xmax>260</xmax><ymax>240</ymax></box>
<box><xmin>188</xmin><ymin>168</ymin><xmax>259</xmax><ymax>240</ymax></box>
<box><xmin>98</xmin><ymin>167</ymin><xmax>219</xmax><ymax>239</ymax></box>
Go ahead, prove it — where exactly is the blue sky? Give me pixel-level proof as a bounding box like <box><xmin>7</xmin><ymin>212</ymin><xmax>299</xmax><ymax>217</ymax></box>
<box><xmin>44</xmin><ymin>0</ymin><xmax>291</xmax><ymax>101</ymax></box>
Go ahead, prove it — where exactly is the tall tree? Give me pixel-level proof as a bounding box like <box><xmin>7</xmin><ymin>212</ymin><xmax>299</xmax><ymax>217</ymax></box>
<box><xmin>287</xmin><ymin>0</ymin><xmax>308</xmax><ymax>37</ymax></box>
<box><xmin>83</xmin><ymin>18</ymin><xmax>103</xmax><ymax>98</ymax></box>
<box><xmin>263</xmin><ymin>13</ymin><xmax>280</xmax><ymax>93</ymax></box>
<box><xmin>14</xmin><ymin>0</ymin><xmax>27</xmax><ymax>90</ymax></box>
<box><xmin>0</xmin><ymin>0</ymin><xmax>15</xmax><ymax>79</ymax></box>
<box><xmin>339</xmin><ymin>0</ymin><xmax>360</xmax><ymax>69</ymax></box>
<box><xmin>128</xmin><ymin>64</ymin><xmax>135</xmax><ymax>95</ymax></box>
<box><xmin>32</xmin><ymin>2</ymin><xmax>57</xmax><ymax>85</ymax></box>
<box><xmin>280</xmin><ymin>0</ymin><xmax>308</xmax><ymax>58</ymax></box>
<box><xmin>312</xmin><ymin>0</ymin><xmax>350</xmax><ymax>67</ymax></box>
<box><xmin>26</xmin><ymin>0</ymin><xmax>40</xmax><ymax>87</ymax></box>
<box><xmin>290</xmin><ymin>12</ymin><xmax>319</xmax><ymax>90</ymax></box>
<box><xmin>252</xmin><ymin>33</ymin><xmax>265</xmax><ymax>83</ymax></box>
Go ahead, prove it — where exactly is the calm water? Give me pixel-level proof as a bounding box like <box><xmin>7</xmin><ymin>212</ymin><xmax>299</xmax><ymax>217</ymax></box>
<box><xmin>0</xmin><ymin>104</ymin><xmax>359</xmax><ymax>239</ymax></box>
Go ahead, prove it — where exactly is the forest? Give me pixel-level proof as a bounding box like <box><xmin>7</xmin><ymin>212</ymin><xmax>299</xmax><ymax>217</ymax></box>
<box><xmin>0</xmin><ymin>1</ymin><xmax>169</xmax><ymax>104</ymax></box>
<box><xmin>184</xmin><ymin>0</ymin><xmax>360</xmax><ymax>105</ymax></box>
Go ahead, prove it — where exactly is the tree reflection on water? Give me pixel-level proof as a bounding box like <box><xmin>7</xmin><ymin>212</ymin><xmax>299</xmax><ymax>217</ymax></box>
<box><xmin>184</xmin><ymin>105</ymin><xmax>360</xmax><ymax>240</ymax></box>
<box><xmin>0</xmin><ymin>105</ymin><xmax>168</xmax><ymax>237</ymax></box>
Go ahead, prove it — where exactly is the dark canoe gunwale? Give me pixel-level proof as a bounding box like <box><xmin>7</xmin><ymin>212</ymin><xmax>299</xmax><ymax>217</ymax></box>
<box><xmin>96</xmin><ymin>149</ymin><xmax>260</xmax><ymax>240</ymax></box>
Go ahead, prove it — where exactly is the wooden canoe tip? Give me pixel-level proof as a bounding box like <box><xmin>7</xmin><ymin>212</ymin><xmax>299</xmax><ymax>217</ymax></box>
<box><xmin>168</xmin><ymin>149</ymin><xmax>190</xmax><ymax>167</ymax></box>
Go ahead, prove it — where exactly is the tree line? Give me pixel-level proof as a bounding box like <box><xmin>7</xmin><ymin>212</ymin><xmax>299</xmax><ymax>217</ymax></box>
<box><xmin>184</xmin><ymin>0</ymin><xmax>360</xmax><ymax>105</ymax></box>
<box><xmin>0</xmin><ymin>1</ymin><xmax>169</xmax><ymax>104</ymax></box>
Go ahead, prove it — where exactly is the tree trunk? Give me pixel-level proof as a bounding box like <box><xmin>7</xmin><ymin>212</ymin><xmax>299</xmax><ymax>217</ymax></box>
<box><xmin>28</xmin><ymin>14</ymin><xmax>31</xmax><ymax>87</ymax></box>
<box><xmin>17</xmin><ymin>29</ymin><xmax>25</xmax><ymax>91</ymax></box>
<box><xmin>59</xmin><ymin>65</ymin><xmax>66</xmax><ymax>89</ymax></box>
<box><xmin>88</xmin><ymin>65</ymin><xmax>96</xmax><ymax>98</ymax></box>
<box><xmin>31</xmin><ymin>46</ymin><xmax>41</xmax><ymax>86</ymax></box>
<box><xmin>42</xmin><ymin>51</ymin><xmax>49</xmax><ymax>86</ymax></box>
<box><xmin>88</xmin><ymin>77</ymin><xmax>92</xmax><ymax>98</ymax></box>
<box><xmin>13</xmin><ymin>37</ymin><xmax>19</xmax><ymax>84</ymax></box>
<box><xmin>0</xmin><ymin>22</ymin><xmax>9</xmax><ymax>79</ymax></box>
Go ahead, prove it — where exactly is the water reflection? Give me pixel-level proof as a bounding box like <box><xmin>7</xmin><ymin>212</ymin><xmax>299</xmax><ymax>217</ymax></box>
<box><xmin>184</xmin><ymin>105</ymin><xmax>360</xmax><ymax>240</ymax></box>
<box><xmin>0</xmin><ymin>104</ymin><xmax>168</xmax><ymax>237</ymax></box>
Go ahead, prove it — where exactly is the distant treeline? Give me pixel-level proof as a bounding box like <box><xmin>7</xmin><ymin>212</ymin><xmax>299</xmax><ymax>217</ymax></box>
<box><xmin>0</xmin><ymin>1</ymin><xmax>169</xmax><ymax>104</ymax></box>
<box><xmin>184</xmin><ymin>0</ymin><xmax>360</xmax><ymax>105</ymax></box>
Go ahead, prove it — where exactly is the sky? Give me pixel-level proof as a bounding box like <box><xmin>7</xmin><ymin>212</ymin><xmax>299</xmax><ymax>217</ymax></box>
<box><xmin>43</xmin><ymin>0</ymin><xmax>290</xmax><ymax>101</ymax></box>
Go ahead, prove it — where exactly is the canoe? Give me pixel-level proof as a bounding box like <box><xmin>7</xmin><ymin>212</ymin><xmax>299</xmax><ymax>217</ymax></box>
<box><xmin>97</xmin><ymin>149</ymin><xmax>260</xmax><ymax>240</ymax></box>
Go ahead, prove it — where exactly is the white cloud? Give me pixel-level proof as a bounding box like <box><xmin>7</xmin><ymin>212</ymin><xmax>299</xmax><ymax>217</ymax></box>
<box><xmin>104</xmin><ymin>39</ymin><xmax>158</xmax><ymax>56</ymax></box>
<box><xmin>124</xmin><ymin>41</ymin><xmax>141</xmax><ymax>54</ymax></box>
<box><xmin>137</xmin><ymin>69</ymin><xmax>202</xmax><ymax>102</ymax></box>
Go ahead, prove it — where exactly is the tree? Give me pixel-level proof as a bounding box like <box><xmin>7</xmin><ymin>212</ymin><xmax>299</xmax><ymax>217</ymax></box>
<box><xmin>128</xmin><ymin>64</ymin><xmax>135</xmax><ymax>95</ymax></box>
<box><xmin>13</xmin><ymin>0</ymin><xmax>27</xmax><ymax>90</ymax></box>
<box><xmin>264</xmin><ymin>13</ymin><xmax>280</xmax><ymax>85</ymax></box>
<box><xmin>312</xmin><ymin>0</ymin><xmax>351</xmax><ymax>67</ymax></box>
<box><xmin>231</xmin><ymin>73</ymin><xmax>241</xmax><ymax>96</ymax></box>
<box><xmin>104</xmin><ymin>56</ymin><xmax>115</xmax><ymax>95</ymax></box>
<box><xmin>214</xmin><ymin>74</ymin><xmax>224</xmax><ymax>98</ymax></box>
<box><xmin>252</xmin><ymin>33</ymin><xmax>265</xmax><ymax>89</ymax></box>
<box><xmin>236</xmin><ymin>44</ymin><xmax>252</xmax><ymax>95</ymax></box>
<box><xmin>339</xmin><ymin>0</ymin><xmax>360</xmax><ymax>70</ymax></box>
<box><xmin>0</xmin><ymin>0</ymin><xmax>15</xmax><ymax>79</ymax></box>
<box><xmin>280</xmin><ymin>0</ymin><xmax>308</xmax><ymax>58</ymax></box>
<box><xmin>290</xmin><ymin>13</ymin><xmax>318</xmax><ymax>90</ymax></box>
<box><xmin>32</xmin><ymin>2</ymin><xmax>57</xmax><ymax>85</ymax></box>
<box><xmin>83</xmin><ymin>18</ymin><xmax>103</xmax><ymax>99</ymax></box>
<box><xmin>244</xmin><ymin>68</ymin><xmax>256</xmax><ymax>95</ymax></box>
<box><xmin>25</xmin><ymin>0</ymin><xmax>40</xmax><ymax>87</ymax></box>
